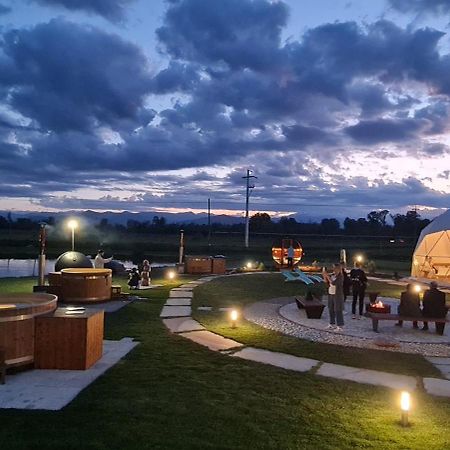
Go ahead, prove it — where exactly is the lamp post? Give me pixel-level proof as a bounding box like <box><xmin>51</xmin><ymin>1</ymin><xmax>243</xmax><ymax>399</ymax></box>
<box><xmin>67</xmin><ymin>219</ymin><xmax>78</xmax><ymax>252</ymax></box>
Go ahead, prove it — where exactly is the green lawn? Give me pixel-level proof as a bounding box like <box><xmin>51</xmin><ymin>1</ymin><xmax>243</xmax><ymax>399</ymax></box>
<box><xmin>192</xmin><ymin>274</ymin><xmax>442</xmax><ymax>378</ymax></box>
<box><xmin>1</xmin><ymin>276</ymin><xmax>450</xmax><ymax>449</ymax></box>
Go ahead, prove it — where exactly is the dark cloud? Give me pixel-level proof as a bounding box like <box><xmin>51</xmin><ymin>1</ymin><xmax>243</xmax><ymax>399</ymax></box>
<box><xmin>156</xmin><ymin>0</ymin><xmax>288</xmax><ymax>70</ymax></box>
<box><xmin>345</xmin><ymin>118</ymin><xmax>426</xmax><ymax>144</ymax></box>
<box><xmin>0</xmin><ymin>19</ymin><xmax>152</xmax><ymax>132</ymax></box>
<box><xmin>31</xmin><ymin>0</ymin><xmax>135</xmax><ymax>22</ymax></box>
<box><xmin>0</xmin><ymin>3</ymin><xmax>11</xmax><ymax>15</ymax></box>
<box><xmin>389</xmin><ymin>0</ymin><xmax>450</xmax><ymax>15</ymax></box>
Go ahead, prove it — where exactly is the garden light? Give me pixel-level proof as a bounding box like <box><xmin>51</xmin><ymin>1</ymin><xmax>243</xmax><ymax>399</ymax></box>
<box><xmin>66</xmin><ymin>219</ymin><xmax>78</xmax><ymax>252</ymax></box>
<box><xmin>355</xmin><ymin>254</ymin><xmax>363</xmax><ymax>263</ymax></box>
<box><xmin>167</xmin><ymin>270</ymin><xmax>176</xmax><ymax>280</ymax></box>
<box><xmin>414</xmin><ymin>284</ymin><xmax>422</xmax><ymax>293</ymax></box>
<box><xmin>400</xmin><ymin>391</ymin><xmax>411</xmax><ymax>427</ymax></box>
<box><xmin>246</xmin><ymin>261</ymin><xmax>253</xmax><ymax>269</ymax></box>
<box><xmin>230</xmin><ymin>309</ymin><xmax>238</xmax><ymax>328</ymax></box>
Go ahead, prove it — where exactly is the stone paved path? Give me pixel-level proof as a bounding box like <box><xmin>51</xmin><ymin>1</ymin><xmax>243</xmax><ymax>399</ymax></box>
<box><xmin>161</xmin><ymin>274</ymin><xmax>450</xmax><ymax>399</ymax></box>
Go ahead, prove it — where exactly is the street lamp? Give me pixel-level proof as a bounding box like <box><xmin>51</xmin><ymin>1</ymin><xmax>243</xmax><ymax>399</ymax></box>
<box><xmin>67</xmin><ymin>219</ymin><xmax>78</xmax><ymax>252</ymax></box>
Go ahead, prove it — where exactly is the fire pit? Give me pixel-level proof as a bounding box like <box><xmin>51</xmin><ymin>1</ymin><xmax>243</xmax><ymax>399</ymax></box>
<box><xmin>367</xmin><ymin>300</ymin><xmax>391</xmax><ymax>314</ymax></box>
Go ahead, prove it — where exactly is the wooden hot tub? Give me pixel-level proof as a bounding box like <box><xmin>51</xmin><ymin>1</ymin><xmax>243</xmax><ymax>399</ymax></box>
<box><xmin>0</xmin><ymin>293</ymin><xmax>58</xmax><ymax>368</ymax></box>
<box><xmin>61</xmin><ymin>268</ymin><xmax>112</xmax><ymax>303</ymax></box>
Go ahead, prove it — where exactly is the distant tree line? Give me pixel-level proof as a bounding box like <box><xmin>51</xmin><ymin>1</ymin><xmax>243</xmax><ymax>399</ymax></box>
<box><xmin>0</xmin><ymin>209</ymin><xmax>431</xmax><ymax>237</ymax></box>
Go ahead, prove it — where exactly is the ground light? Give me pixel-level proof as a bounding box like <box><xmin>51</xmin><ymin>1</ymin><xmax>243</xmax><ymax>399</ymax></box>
<box><xmin>355</xmin><ymin>254</ymin><xmax>364</xmax><ymax>264</ymax></box>
<box><xmin>67</xmin><ymin>219</ymin><xmax>78</xmax><ymax>252</ymax></box>
<box><xmin>400</xmin><ymin>391</ymin><xmax>411</xmax><ymax>427</ymax></box>
<box><xmin>230</xmin><ymin>309</ymin><xmax>238</xmax><ymax>328</ymax></box>
<box><xmin>167</xmin><ymin>270</ymin><xmax>176</xmax><ymax>280</ymax></box>
<box><xmin>246</xmin><ymin>261</ymin><xmax>253</xmax><ymax>269</ymax></box>
<box><xmin>414</xmin><ymin>284</ymin><xmax>422</xmax><ymax>293</ymax></box>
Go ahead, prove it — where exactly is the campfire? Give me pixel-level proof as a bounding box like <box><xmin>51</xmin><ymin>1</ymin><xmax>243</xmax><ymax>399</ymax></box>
<box><xmin>367</xmin><ymin>300</ymin><xmax>391</xmax><ymax>314</ymax></box>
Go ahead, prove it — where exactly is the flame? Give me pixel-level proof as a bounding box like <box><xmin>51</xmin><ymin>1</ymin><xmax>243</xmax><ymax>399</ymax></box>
<box><xmin>374</xmin><ymin>301</ymin><xmax>384</xmax><ymax>308</ymax></box>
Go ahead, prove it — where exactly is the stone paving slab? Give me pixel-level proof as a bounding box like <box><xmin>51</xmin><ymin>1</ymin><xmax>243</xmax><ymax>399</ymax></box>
<box><xmin>426</xmin><ymin>357</ymin><xmax>450</xmax><ymax>365</ymax></box>
<box><xmin>218</xmin><ymin>307</ymin><xmax>233</xmax><ymax>312</ymax></box>
<box><xmin>179</xmin><ymin>330</ymin><xmax>243</xmax><ymax>351</ymax></box>
<box><xmin>423</xmin><ymin>378</ymin><xmax>450</xmax><ymax>397</ymax></box>
<box><xmin>169</xmin><ymin>291</ymin><xmax>193</xmax><ymax>298</ymax></box>
<box><xmin>165</xmin><ymin>298</ymin><xmax>192</xmax><ymax>306</ymax></box>
<box><xmin>160</xmin><ymin>305</ymin><xmax>192</xmax><ymax>318</ymax></box>
<box><xmin>197</xmin><ymin>306</ymin><xmax>213</xmax><ymax>311</ymax></box>
<box><xmin>317</xmin><ymin>363</ymin><xmax>417</xmax><ymax>390</ymax></box>
<box><xmin>171</xmin><ymin>287</ymin><xmax>193</xmax><ymax>292</ymax></box>
<box><xmin>163</xmin><ymin>317</ymin><xmax>205</xmax><ymax>333</ymax></box>
<box><xmin>0</xmin><ymin>338</ymin><xmax>139</xmax><ymax>410</ymax></box>
<box><xmin>232</xmin><ymin>347</ymin><xmax>319</xmax><ymax>372</ymax></box>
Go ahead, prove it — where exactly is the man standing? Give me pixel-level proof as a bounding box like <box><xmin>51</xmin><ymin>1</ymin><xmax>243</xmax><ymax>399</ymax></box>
<box><xmin>94</xmin><ymin>249</ymin><xmax>113</xmax><ymax>269</ymax></box>
<box><xmin>422</xmin><ymin>282</ymin><xmax>447</xmax><ymax>335</ymax></box>
<box><xmin>350</xmin><ymin>261</ymin><xmax>367</xmax><ymax>319</ymax></box>
<box><xmin>287</xmin><ymin>245</ymin><xmax>294</xmax><ymax>269</ymax></box>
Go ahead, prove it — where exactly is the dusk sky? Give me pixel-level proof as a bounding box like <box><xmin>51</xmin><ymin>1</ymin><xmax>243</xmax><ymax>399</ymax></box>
<box><xmin>1</xmin><ymin>0</ymin><xmax>450</xmax><ymax>220</ymax></box>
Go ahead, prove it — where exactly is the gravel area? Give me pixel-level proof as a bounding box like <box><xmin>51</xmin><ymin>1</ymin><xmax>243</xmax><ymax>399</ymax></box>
<box><xmin>244</xmin><ymin>298</ymin><xmax>450</xmax><ymax>357</ymax></box>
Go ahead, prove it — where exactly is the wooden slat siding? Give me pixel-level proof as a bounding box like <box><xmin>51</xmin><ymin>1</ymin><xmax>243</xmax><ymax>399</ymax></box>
<box><xmin>35</xmin><ymin>309</ymin><xmax>104</xmax><ymax>370</ymax></box>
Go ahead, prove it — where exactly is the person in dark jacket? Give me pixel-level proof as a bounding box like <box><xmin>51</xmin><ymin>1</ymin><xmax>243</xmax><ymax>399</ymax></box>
<box><xmin>396</xmin><ymin>284</ymin><xmax>421</xmax><ymax>328</ymax></box>
<box><xmin>422</xmin><ymin>282</ymin><xmax>447</xmax><ymax>334</ymax></box>
<box><xmin>350</xmin><ymin>262</ymin><xmax>367</xmax><ymax>319</ymax></box>
<box><xmin>128</xmin><ymin>267</ymin><xmax>141</xmax><ymax>289</ymax></box>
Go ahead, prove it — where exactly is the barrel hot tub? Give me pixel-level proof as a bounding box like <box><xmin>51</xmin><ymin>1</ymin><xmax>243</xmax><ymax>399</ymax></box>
<box><xmin>0</xmin><ymin>293</ymin><xmax>58</xmax><ymax>368</ymax></box>
<box><xmin>61</xmin><ymin>268</ymin><xmax>112</xmax><ymax>303</ymax></box>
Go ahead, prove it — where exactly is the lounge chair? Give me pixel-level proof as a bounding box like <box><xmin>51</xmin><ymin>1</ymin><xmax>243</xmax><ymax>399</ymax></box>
<box><xmin>294</xmin><ymin>268</ymin><xmax>322</xmax><ymax>283</ymax></box>
<box><xmin>282</xmin><ymin>270</ymin><xmax>314</xmax><ymax>284</ymax></box>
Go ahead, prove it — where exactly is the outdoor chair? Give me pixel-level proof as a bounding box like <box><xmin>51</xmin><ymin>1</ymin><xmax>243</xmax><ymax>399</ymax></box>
<box><xmin>294</xmin><ymin>268</ymin><xmax>322</xmax><ymax>283</ymax></box>
<box><xmin>281</xmin><ymin>271</ymin><xmax>314</xmax><ymax>284</ymax></box>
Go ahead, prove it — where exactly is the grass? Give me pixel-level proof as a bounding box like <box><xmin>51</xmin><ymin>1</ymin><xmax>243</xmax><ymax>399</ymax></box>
<box><xmin>192</xmin><ymin>274</ymin><xmax>442</xmax><ymax>377</ymax></box>
<box><xmin>1</xmin><ymin>276</ymin><xmax>450</xmax><ymax>449</ymax></box>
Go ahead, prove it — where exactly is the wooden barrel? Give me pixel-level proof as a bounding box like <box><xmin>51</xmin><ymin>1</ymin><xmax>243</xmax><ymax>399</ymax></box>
<box><xmin>0</xmin><ymin>293</ymin><xmax>58</xmax><ymax>368</ymax></box>
<box><xmin>61</xmin><ymin>268</ymin><xmax>112</xmax><ymax>303</ymax></box>
<box><xmin>48</xmin><ymin>271</ymin><xmax>62</xmax><ymax>286</ymax></box>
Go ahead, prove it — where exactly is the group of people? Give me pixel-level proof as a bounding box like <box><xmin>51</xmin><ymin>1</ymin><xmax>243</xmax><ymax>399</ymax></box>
<box><xmin>128</xmin><ymin>260</ymin><xmax>152</xmax><ymax>289</ymax></box>
<box><xmin>396</xmin><ymin>282</ymin><xmax>447</xmax><ymax>334</ymax></box>
<box><xmin>93</xmin><ymin>250</ymin><xmax>151</xmax><ymax>290</ymax></box>
<box><xmin>323</xmin><ymin>260</ymin><xmax>447</xmax><ymax>334</ymax></box>
<box><xmin>322</xmin><ymin>261</ymin><xmax>367</xmax><ymax>330</ymax></box>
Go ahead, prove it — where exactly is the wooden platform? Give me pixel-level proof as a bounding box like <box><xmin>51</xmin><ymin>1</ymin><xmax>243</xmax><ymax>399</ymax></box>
<box><xmin>35</xmin><ymin>309</ymin><xmax>104</xmax><ymax>370</ymax></box>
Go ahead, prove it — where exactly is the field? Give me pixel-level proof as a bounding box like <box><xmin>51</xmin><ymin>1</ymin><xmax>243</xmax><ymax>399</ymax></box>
<box><xmin>1</xmin><ymin>275</ymin><xmax>450</xmax><ymax>449</ymax></box>
<box><xmin>0</xmin><ymin>229</ymin><xmax>415</xmax><ymax>275</ymax></box>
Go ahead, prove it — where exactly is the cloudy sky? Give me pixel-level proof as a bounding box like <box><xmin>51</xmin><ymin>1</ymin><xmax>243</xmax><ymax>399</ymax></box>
<box><xmin>1</xmin><ymin>0</ymin><xmax>450</xmax><ymax>220</ymax></box>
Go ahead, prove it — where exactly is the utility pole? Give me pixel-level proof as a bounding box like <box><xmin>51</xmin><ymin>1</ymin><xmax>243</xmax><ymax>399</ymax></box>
<box><xmin>242</xmin><ymin>169</ymin><xmax>257</xmax><ymax>248</ymax></box>
<box><xmin>207</xmin><ymin>198</ymin><xmax>211</xmax><ymax>247</ymax></box>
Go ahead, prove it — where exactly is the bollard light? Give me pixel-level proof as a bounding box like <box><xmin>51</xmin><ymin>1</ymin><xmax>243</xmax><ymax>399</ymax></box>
<box><xmin>167</xmin><ymin>270</ymin><xmax>176</xmax><ymax>280</ymax></box>
<box><xmin>246</xmin><ymin>261</ymin><xmax>253</xmax><ymax>269</ymax></box>
<box><xmin>400</xmin><ymin>391</ymin><xmax>411</xmax><ymax>427</ymax></box>
<box><xmin>414</xmin><ymin>284</ymin><xmax>422</xmax><ymax>293</ymax></box>
<box><xmin>230</xmin><ymin>309</ymin><xmax>238</xmax><ymax>328</ymax></box>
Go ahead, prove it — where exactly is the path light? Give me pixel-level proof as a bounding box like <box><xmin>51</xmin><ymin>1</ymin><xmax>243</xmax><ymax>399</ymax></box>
<box><xmin>167</xmin><ymin>269</ymin><xmax>176</xmax><ymax>280</ymax></box>
<box><xmin>67</xmin><ymin>219</ymin><xmax>78</xmax><ymax>252</ymax></box>
<box><xmin>400</xmin><ymin>391</ymin><xmax>411</xmax><ymax>427</ymax></box>
<box><xmin>246</xmin><ymin>261</ymin><xmax>253</xmax><ymax>269</ymax></box>
<box><xmin>230</xmin><ymin>309</ymin><xmax>238</xmax><ymax>328</ymax></box>
<box><xmin>355</xmin><ymin>254</ymin><xmax>363</xmax><ymax>264</ymax></box>
<box><xmin>414</xmin><ymin>284</ymin><xmax>422</xmax><ymax>293</ymax></box>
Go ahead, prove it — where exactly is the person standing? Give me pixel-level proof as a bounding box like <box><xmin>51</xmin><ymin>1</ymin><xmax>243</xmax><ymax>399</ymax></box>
<box><xmin>94</xmin><ymin>249</ymin><xmax>113</xmax><ymax>269</ymax></box>
<box><xmin>287</xmin><ymin>245</ymin><xmax>295</xmax><ymax>269</ymax></box>
<box><xmin>350</xmin><ymin>261</ymin><xmax>368</xmax><ymax>319</ymax></box>
<box><xmin>422</xmin><ymin>282</ymin><xmax>447</xmax><ymax>334</ymax></box>
<box><xmin>323</xmin><ymin>263</ymin><xmax>344</xmax><ymax>330</ymax></box>
<box><xmin>141</xmin><ymin>259</ymin><xmax>151</xmax><ymax>287</ymax></box>
<box><xmin>396</xmin><ymin>283</ymin><xmax>421</xmax><ymax>328</ymax></box>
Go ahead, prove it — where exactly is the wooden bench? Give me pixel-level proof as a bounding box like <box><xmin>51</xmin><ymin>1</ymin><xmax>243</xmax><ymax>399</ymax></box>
<box><xmin>367</xmin><ymin>312</ymin><xmax>450</xmax><ymax>334</ymax></box>
<box><xmin>0</xmin><ymin>347</ymin><xmax>6</xmax><ymax>384</ymax></box>
<box><xmin>295</xmin><ymin>297</ymin><xmax>325</xmax><ymax>319</ymax></box>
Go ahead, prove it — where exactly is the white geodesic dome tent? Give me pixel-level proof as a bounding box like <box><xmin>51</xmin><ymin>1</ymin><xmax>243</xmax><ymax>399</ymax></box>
<box><xmin>411</xmin><ymin>209</ymin><xmax>450</xmax><ymax>281</ymax></box>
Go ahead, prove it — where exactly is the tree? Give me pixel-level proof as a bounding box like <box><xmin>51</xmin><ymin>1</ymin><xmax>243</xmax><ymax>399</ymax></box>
<box><xmin>320</xmin><ymin>218</ymin><xmax>340</xmax><ymax>234</ymax></box>
<box><xmin>249</xmin><ymin>213</ymin><xmax>273</xmax><ymax>232</ymax></box>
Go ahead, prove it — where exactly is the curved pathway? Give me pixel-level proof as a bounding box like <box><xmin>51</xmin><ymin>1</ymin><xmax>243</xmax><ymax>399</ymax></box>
<box><xmin>160</xmin><ymin>275</ymin><xmax>450</xmax><ymax>399</ymax></box>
